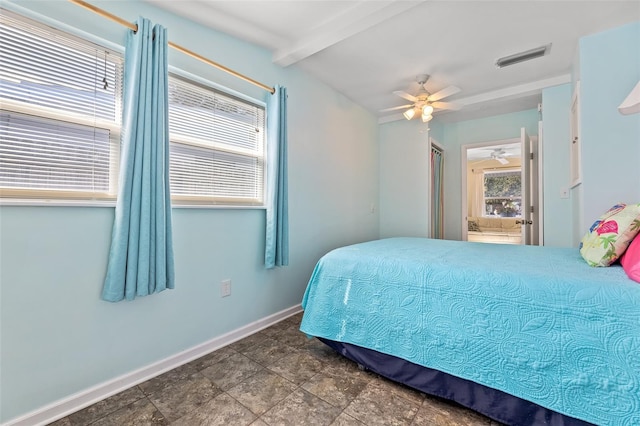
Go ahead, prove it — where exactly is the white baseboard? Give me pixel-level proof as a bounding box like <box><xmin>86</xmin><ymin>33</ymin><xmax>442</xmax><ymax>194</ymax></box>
<box><xmin>3</xmin><ymin>304</ymin><xmax>302</xmax><ymax>426</ymax></box>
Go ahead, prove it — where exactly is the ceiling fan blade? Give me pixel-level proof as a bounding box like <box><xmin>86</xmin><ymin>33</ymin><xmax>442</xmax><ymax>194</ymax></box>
<box><xmin>496</xmin><ymin>157</ymin><xmax>509</xmax><ymax>165</ymax></box>
<box><xmin>380</xmin><ymin>104</ymin><xmax>413</xmax><ymax>112</ymax></box>
<box><xmin>431</xmin><ymin>101</ymin><xmax>462</xmax><ymax>111</ymax></box>
<box><xmin>393</xmin><ymin>90</ymin><xmax>418</xmax><ymax>102</ymax></box>
<box><xmin>428</xmin><ymin>85</ymin><xmax>461</xmax><ymax>101</ymax></box>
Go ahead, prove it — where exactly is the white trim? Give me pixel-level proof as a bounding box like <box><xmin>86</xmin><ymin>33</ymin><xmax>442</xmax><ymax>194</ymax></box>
<box><xmin>461</xmin><ymin>144</ymin><xmax>468</xmax><ymax>241</ymax></box>
<box><xmin>455</xmin><ymin>75</ymin><xmax>571</xmax><ymax>107</ymax></box>
<box><xmin>2</xmin><ymin>304</ymin><xmax>303</xmax><ymax>426</ymax></box>
<box><xmin>569</xmin><ymin>81</ymin><xmax>582</xmax><ymax>188</ymax></box>
<box><xmin>430</xmin><ymin>138</ymin><xmax>444</xmax><ymax>153</ymax></box>
<box><xmin>537</xmin><ymin>120</ymin><xmax>545</xmax><ymax>245</ymax></box>
<box><xmin>0</xmin><ymin>199</ymin><xmax>268</xmax><ymax>210</ymax></box>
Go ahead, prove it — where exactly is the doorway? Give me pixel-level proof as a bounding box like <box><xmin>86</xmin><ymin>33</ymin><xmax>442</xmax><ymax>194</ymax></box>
<box><xmin>461</xmin><ymin>129</ymin><xmax>542</xmax><ymax>245</ymax></box>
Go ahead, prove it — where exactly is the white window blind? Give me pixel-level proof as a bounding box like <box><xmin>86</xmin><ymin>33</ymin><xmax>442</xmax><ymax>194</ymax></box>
<box><xmin>0</xmin><ymin>10</ymin><xmax>122</xmax><ymax>199</ymax></box>
<box><xmin>168</xmin><ymin>75</ymin><xmax>266</xmax><ymax>205</ymax></box>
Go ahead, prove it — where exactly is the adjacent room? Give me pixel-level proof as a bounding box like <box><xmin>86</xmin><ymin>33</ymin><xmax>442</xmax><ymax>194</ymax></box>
<box><xmin>1</xmin><ymin>1</ymin><xmax>639</xmax><ymax>425</ymax></box>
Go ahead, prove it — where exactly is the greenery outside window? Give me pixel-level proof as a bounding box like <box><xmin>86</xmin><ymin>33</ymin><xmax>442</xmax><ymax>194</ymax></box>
<box><xmin>483</xmin><ymin>170</ymin><xmax>521</xmax><ymax>217</ymax></box>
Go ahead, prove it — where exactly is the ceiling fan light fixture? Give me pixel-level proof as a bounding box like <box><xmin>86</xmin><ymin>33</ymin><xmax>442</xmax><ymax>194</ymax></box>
<box><xmin>385</xmin><ymin>75</ymin><xmax>463</xmax><ymax>120</ymax></box>
<box><xmin>403</xmin><ymin>108</ymin><xmax>416</xmax><ymax>120</ymax></box>
<box><xmin>495</xmin><ymin>44</ymin><xmax>551</xmax><ymax>68</ymax></box>
<box><xmin>422</xmin><ymin>105</ymin><xmax>434</xmax><ymax>116</ymax></box>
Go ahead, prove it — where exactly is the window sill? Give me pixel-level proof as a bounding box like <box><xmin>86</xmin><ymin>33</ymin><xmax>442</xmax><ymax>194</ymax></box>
<box><xmin>0</xmin><ymin>199</ymin><xmax>266</xmax><ymax>210</ymax></box>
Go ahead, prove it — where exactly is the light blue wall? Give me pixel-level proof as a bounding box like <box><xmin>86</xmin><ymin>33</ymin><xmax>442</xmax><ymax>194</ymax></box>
<box><xmin>0</xmin><ymin>0</ymin><xmax>379</xmax><ymax>421</ymax></box>
<box><xmin>378</xmin><ymin>120</ymin><xmax>430</xmax><ymax>238</ymax></box>
<box><xmin>439</xmin><ymin>109</ymin><xmax>540</xmax><ymax>240</ymax></box>
<box><xmin>577</xmin><ymin>21</ymin><xmax>640</xmax><ymax>241</ymax></box>
<box><xmin>428</xmin><ymin>120</ymin><xmax>445</xmax><ymax>145</ymax></box>
<box><xmin>541</xmin><ymin>83</ymin><xmax>573</xmax><ymax>247</ymax></box>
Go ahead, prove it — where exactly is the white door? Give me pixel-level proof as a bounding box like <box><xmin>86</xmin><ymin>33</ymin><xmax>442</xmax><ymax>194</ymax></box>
<box><xmin>520</xmin><ymin>128</ymin><xmax>532</xmax><ymax>245</ymax></box>
<box><xmin>530</xmin><ymin>136</ymin><xmax>540</xmax><ymax>245</ymax></box>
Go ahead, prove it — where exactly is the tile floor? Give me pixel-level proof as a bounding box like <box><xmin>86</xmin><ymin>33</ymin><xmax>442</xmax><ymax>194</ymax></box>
<box><xmin>49</xmin><ymin>313</ymin><xmax>500</xmax><ymax>426</ymax></box>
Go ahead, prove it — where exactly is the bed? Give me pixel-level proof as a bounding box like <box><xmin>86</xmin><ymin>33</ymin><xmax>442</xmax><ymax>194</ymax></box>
<box><xmin>299</xmin><ymin>238</ymin><xmax>640</xmax><ymax>426</ymax></box>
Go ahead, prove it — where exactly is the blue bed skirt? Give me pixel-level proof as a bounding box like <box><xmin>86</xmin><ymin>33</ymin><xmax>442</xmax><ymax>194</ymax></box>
<box><xmin>318</xmin><ymin>338</ymin><xmax>593</xmax><ymax>426</ymax></box>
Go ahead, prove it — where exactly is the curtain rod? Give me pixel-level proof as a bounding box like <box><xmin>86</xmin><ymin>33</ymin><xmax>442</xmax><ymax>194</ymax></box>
<box><xmin>68</xmin><ymin>0</ymin><xmax>276</xmax><ymax>94</ymax></box>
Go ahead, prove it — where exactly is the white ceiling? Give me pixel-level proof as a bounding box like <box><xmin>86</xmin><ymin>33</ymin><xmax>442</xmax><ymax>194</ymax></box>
<box><xmin>145</xmin><ymin>0</ymin><xmax>640</xmax><ymax>123</ymax></box>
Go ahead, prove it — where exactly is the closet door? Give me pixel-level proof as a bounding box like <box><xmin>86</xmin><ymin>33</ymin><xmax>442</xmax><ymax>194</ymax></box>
<box><xmin>430</xmin><ymin>140</ymin><xmax>444</xmax><ymax>239</ymax></box>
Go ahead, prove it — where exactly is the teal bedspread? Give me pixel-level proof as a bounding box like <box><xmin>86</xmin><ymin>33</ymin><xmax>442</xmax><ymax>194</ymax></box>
<box><xmin>300</xmin><ymin>238</ymin><xmax>640</xmax><ymax>425</ymax></box>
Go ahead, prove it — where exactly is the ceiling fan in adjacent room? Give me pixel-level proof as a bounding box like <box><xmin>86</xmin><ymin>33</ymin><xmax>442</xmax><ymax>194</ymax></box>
<box><xmin>473</xmin><ymin>148</ymin><xmax>517</xmax><ymax>165</ymax></box>
<box><xmin>489</xmin><ymin>148</ymin><xmax>511</xmax><ymax>165</ymax></box>
<box><xmin>468</xmin><ymin>143</ymin><xmax>522</xmax><ymax>166</ymax></box>
<box><xmin>381</xmin><ymin>74</ymin><xmax>462</xmax><ymax>122</ymax></box>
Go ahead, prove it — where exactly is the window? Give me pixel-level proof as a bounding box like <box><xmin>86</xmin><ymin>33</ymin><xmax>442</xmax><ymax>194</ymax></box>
<box><xmin>0</xmin><ymin>11</ymin><xmax>266</xmax><ymax>206</ymax></box>
<box><xmin>168</xmin><ymin>75</ymin><xmax>265</xmax><ymax>206</ymax></box>
<box><xmin>0</xmin><ymin>10</ymin><xmax>122</xmax><ymax>200</ymax></box>
<box><xmin>483</xmin><ymin>170</ymin><xmax>521</xmax><ymax>217</ymax></box>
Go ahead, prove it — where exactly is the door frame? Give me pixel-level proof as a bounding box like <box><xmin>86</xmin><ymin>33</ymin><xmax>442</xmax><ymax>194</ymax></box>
<box><xmin>460</xmin><ymin>136</ymin><xmax>543</xmax><ymax>244</ymax></box>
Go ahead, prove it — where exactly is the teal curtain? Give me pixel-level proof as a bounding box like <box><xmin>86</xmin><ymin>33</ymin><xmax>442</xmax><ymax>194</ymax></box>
<box><xmin>102</xmin><ymin>18</ymin><xmax>174</xmax><ymax>301</ymax></box>
<box><xmin>431</xmin><ymin>147</ymin><xmax>444</xmax><ymax>239</ymax></box>
<box><xmin>265</xmin><ymin>86</ymin><xmax>289</xmax><ymax>268</ymax></box>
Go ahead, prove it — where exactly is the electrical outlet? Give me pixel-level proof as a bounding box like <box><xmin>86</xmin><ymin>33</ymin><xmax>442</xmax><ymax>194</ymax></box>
<box><xmin>560</xmin><ymin>187</ymin><xmax>570</xmax><ymax>199</ymax></box>
<box><xmin>221</xmin><ymin>279</ymin><xmax>231</xmax><ymax>297</ymax></box>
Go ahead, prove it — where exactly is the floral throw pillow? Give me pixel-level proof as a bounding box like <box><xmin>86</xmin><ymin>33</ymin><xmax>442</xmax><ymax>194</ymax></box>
<box><xmin>468</xmin><ymin>220</ymin><xmax>480</xmax><ymax>232</ymax></box>
<box><xmin>579</xmin><ymin>203</ymin><xmax>640</xmax><ymax>267</ymax></box>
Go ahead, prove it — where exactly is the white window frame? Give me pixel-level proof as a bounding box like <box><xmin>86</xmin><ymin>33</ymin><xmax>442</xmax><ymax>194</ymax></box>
<box><xmin>167</xmin><ymin>73</ymin><xmax>267</xmax><ymax>207</ymax></box>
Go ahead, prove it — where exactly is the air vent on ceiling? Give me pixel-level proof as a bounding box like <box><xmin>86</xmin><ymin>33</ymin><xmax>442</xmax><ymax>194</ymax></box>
<box><xmin>495</xmin><ymin>44</ymin><xmax>551</xmax><ymax>68</ymax></box>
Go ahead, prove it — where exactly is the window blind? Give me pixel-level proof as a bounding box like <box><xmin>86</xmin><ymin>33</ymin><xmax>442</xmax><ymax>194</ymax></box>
<box><xmin>0</xmin><ymin>10</ymin><xmax>122</xmax><ymax>198</ymax></box>
<box><xmin>168</xmin><ymin>75</ymin><xmax>266</xmax><ymax>205</ymax></box>
<box><xmin>0</xmin><ymin>112</ymin><xmax>111</xmax><ymax>192</ymax></box>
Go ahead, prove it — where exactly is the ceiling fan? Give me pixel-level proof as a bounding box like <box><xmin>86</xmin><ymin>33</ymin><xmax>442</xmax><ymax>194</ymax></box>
<box><xmin>381</xmin><ymin>74</ymin><xmax>462</xmax><ymax>122</ymax></box>
<box><xmin>469</xmin><ymin>144</ymin><xmax>521</xmax><ymax>165</ymax></box>
<box><xmin>490</xmin><ymin>148</ymin><xmax>510</xmax><ymax>165</ymax></box>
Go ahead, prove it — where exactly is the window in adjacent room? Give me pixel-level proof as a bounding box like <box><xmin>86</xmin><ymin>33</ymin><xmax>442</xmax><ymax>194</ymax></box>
<box><xmin>483</xmin><ymin>170</ymin><xmax>522</xmax><ymax>217</ymax></box>
<box><xmin>0</xmin><ymin>10</ymin><xmax>266</xmax><ymax>207</ymax></box>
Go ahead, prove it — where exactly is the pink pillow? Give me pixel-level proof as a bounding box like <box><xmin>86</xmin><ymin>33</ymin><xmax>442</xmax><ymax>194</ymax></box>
<box><xmin>620</xmin><ymin>235</ymin><xmax>640</xmax><ymax>283</ymax></box>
